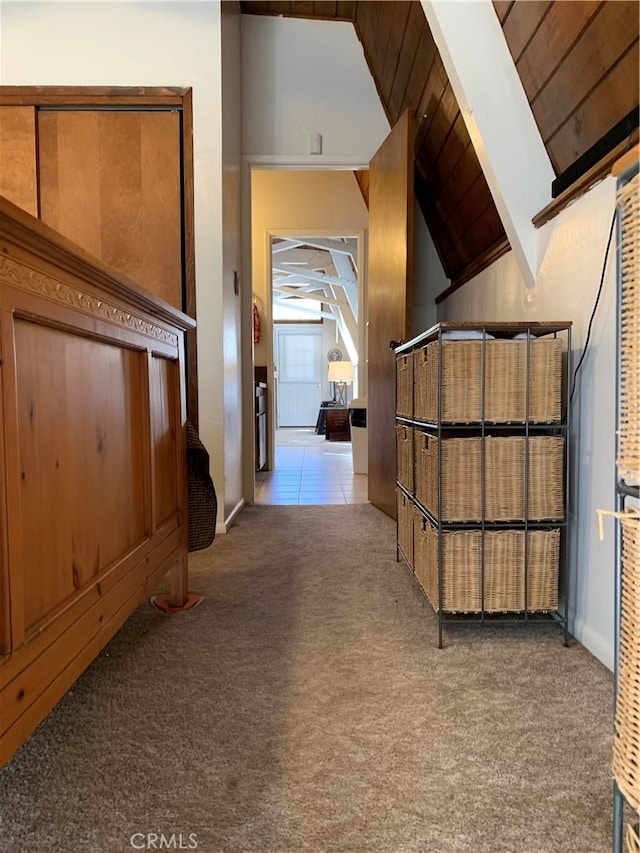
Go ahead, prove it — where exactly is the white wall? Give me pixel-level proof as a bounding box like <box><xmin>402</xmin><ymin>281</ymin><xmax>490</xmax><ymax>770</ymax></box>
<box><xmin>0</xmin><ymin>0</ymin><xmax>235</xmax><ymax>531</ymax></box>
<box><xmin>241</xmin><ymin>15</ymin><xmax>389</xmax><ymax>162</ymax></box>
<box><xmin>440</xmin><ymin>177</ymin><xmax>618</xmax><ymax>669</ymax></box>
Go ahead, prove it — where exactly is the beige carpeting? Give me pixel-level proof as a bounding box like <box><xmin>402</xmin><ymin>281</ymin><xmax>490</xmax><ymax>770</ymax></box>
<box><xmin>0</xmin><ymin>504</ymin><xmax>615</xmax><ymax>852</ymax></box>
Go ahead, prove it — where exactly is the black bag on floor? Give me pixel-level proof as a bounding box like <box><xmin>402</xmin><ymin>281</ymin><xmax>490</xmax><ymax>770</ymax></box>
<box><xmin>186</xmin><ymin>420</ymin><xmax>217</xmax><ymax>552</ymax></box>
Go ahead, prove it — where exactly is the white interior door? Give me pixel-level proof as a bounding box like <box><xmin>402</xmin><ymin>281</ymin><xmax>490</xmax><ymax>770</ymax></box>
<box><xmin>276</xmin><ymin>328</ymin><xmax>323</xmax><ymax>427</ymax></box>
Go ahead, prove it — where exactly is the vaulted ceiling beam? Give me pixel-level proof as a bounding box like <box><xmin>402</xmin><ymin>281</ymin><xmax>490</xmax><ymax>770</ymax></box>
<box><xmin>421</xmin><ymin>0</ymin><xmax>554</xmax><ymax>289</ymax></box>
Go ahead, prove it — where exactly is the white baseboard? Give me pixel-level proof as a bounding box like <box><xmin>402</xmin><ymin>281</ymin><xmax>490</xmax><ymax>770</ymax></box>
<box><xmin>570</xmin><ymin>614</ymin><xmax>614</xmax><ymax>672</ymax></box>
<box><xmin>218</xmin><ymin>498</ymin><xmax>245</xmax><ymax>535</ymax></box>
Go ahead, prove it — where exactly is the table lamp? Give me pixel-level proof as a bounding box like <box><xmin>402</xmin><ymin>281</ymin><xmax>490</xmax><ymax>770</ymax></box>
<box><xmin>328</xmin><ymin>360</ymin><xmax>354</xmax><ymax>405</ymax></box>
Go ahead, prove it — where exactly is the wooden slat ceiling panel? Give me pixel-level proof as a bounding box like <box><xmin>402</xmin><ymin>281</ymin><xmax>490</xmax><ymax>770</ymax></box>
<box><xmin>377</xmin><ymin>1</ymin><xmax>411</xmax><ymax>106</ymax></box>
<box><xmin>352</xmin><ymin>1</ymin><xmax>504</xmax><ymax>282</ymax></box>
<box><xmin>387</xmin><ymin>4</ymin><xmax>424</xmax><ymax>124</ymax></box>
<box><xmin>240</xmin><ymin>0</ymin><xmax>353</xmax><ymax>20</ymax></box>
<box><xmin>498</xmin><ymin>0</ymin><xmax>640</xmax><ymax>176</ymax></box>
<box><xmin>501</xmin><ymin>1</ymin><xmax>550</xmax><ymax>64</ymax></box>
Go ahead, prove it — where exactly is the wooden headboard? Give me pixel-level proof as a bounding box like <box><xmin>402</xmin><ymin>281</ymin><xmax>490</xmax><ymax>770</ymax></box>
<box><xmin>0</xmin><ymin>196</ymin><xmax>195</xmax><ymax>766</ymax></box>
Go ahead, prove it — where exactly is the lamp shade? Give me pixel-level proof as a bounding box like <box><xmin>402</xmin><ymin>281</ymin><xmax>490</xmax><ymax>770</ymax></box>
<box><xmin>328</xmin><ymin>361</ymin><xmax>354</xmax><ymax>383</ymax></box>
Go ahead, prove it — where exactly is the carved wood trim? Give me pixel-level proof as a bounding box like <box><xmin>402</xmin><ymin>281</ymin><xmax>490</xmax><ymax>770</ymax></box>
<box><xmin>0</xmin><ymin>255</ymin><xmax>179</xmax><ymax>347</ymax></box>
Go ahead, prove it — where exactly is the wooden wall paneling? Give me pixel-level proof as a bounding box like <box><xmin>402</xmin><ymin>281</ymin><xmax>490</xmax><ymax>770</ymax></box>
<box><xmin>378</xmin><ymin>1</ymin><xmax>411</xmax><ymax>104</ymax></box>
<box><xmin>444</xmin><ymin>171</ymin><xmax>499</xmax><ymax>244</ymax></box>
<box><xmin>0</xmin><ymin>107</ymin><xmax>38</xmax><ymax>217</ymax></box>
<box><xmin>388</xmin><ymin>3</ymin><xmax>425</xmax><ymax>124</ymax></box>
<box><xmin>335</xmin><ymin>1</ymin><xmax>355</xmax><ymax>19</ymax></box>
<box><xmin>353</xmin><ymin>0</ymin><xmax>376</xmax><ymax>49</ymax></box>
<box><xmin>150</xmin><ymin>355</ymin><xmax>180</xmax><ymax>528</ymax></box>
<box><xmin>419</xmin><ymin>112</ymin><xmax>469</xmax><ymax>186</ymax></box>
<box><xmin>292</xmin><ymin>0</ymin><xmax>314</xmax><ymax>16</ymax></box>
<box><xmin>427</xmin><ymin>149</ymin><xmax>484</xmax><ymax>224</ymax></box>
<box><xmin>442</xmin><ymin>201</ymin><xmax>506</xmax><ymax>272</ymax></box>
<box><xmin>532</xmin><ymin>2</ymin><xmax>639</xmax><ymax>150</ymax></box>
<box><xmin>493</xmin><ymin>1</ymin><xmax>514</xmax><ymax>24</ymax></box>
<box><xmin>416</xmin><ymin>83</ymin><xmax>458</xmax><ymax>172</ymax></box>
<box><xmin>414</xmin><ymin>51</ymin><xmax>448</xmax><ymax>152</ymax></box>
<box><xmin>371</xmin><ymin>2</ymin><xmax>390</xmax><ymax>70</ymax></box>
<box><xmin>404</xmin><ymin>26</ymin><xmax>439</xmax><ymax>119</ymax></box>
<box><xmin>545</xmin><ymin>42</ymin><xmax>640</xmax><ymax>174</ymax></box>
<box><xmin>367</xmin><ymin>109</ymin><xmax>414</xmax><ymax>518</ymax></box>
<box><xmin>313</xmin><ymin>1</ymin><xmax>338</xmax><ymax>17</ymax></box>
<box><xmin>396</xmin><ymin>18</ymin><xmax>428</xmax><ymax>118</ymax></box>
<box><xmin>501</xmin><ymin>0</ymin><xmax>550</xmax><ymax>64</ymax></box>
<box><xmin>353</xmin><ymin>170</ymin><xmax>369</xmax><ymax>207</ymax></box>
<box><xmin>515</xmin><ymin>1</ymin><xmax>603</xmax><ymax>104</ymax></box>
<box><xmin>38</xmin><ymin>110</ymin><xmax>182</xmax><ymax>310</ymax></box>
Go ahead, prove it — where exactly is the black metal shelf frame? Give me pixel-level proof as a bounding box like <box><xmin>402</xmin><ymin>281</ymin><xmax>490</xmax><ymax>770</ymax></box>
<box><xmin>395</xmin><ymin>322</ymin><xmax>572</xmax><ymax>649</ymax></box>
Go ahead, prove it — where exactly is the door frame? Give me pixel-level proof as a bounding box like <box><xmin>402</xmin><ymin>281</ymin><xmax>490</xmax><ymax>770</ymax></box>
<box><xmin>274</xmin><ymin>325</ymin><xmax>324</xmax><ymax>428</ymax></box>
<box><xmin>264</xmin><ymin>226</ymin><xmax>366</xmax><ymax>471</ymax></box>
<box><xmin>0</xmin><ymin>85</ymin><xmax>197</xmax><ymax>425</ymax></box>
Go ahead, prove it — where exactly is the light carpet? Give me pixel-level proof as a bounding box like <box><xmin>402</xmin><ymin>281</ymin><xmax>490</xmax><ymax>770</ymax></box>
<box><xmin>0</xmin><ymin>504</ymin><xmax>615</xmax><ymax>852</ymax></box>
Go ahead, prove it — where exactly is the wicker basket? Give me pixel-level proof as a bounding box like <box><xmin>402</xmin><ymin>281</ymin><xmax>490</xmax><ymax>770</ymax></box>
<box><xmin>627</xmin><ymin>823</ymin><xmax>640</xmax><ymax>853</ymax></box>
<box><xmin>414</xmin><ymin>518</ymin><xmax>560</xmax><ymax>613</ymax></box>
<box><xmin>414</xmin><ymin>433</ymin><xmax>565</xmax><ymax>522</ymax></box>
<box><xmin>618</xmin><ymin>172</ymin><xmax>640</xmax><ymax>484</ymax></box>
<box><xmin>396</xmin><ymin>424</ymin><xmax>414</xmax><ymax>493</ymax></box>
<box><xmin>614</xmin><ymin>508</ymin><xmax>640</xmax><ymax>813</ymax></box>
<box><xmin>396</xmin><ymin>489</ymin><xmax>415</xmax><ymax>567</ymax></box>
<box><xmin>413</xmin><ymin>337</ymin><xmax>563</xmax><ymax>424</ymax></box>
<box><xmin>396</xmin><ymin>352</ymin><xmax>414</xmax><ymax>419</ymax></box>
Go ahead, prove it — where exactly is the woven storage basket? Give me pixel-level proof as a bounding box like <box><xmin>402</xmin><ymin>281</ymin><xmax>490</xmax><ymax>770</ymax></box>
<box><xmin>614</xmin><ymin>509</ymin><xmax>640</xmax><ymax>813</ymax></box>
<box><xmin>414</xmin><ymin>433</ymin><xmax>565</xmax><ymax>522</ymax></box>
<box><xmin>414</xmin><ymin>337</ymin><xmax>563</xmax><ymax>424</ymax></box>
<box><xmin>396</xmin><ymin>489</ymin><xmax>415</xmax><ymax>567</ymax></box>
<box><xmin>618</xmin><ymin>172</ymin><xmax>640</xmax><ymax>484</ymax></box>
<box><xmin>627</xmin><ymin>823</ymin><xmax>640</xmax><ymax>853</ymax></box>
<box><xmin>396</xmin><ymin>352</ymin><xmax>414</xmax><ymax>418</ymax></box>
<box><xmin>396</xmin><ymin>424</ymin><xmax>414</xmax><ymax>493</ymax></box>
<box><xmin>413</xmin><ymin>519</ymin><xmax>560</xmax><ymax>613</ymax></box>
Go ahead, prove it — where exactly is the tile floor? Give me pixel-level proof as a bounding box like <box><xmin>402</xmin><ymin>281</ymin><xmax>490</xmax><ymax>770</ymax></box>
<box><xmin>254</xmin><ymin>428</ymin><xmax>369</xmax><ymax>505</ymax></box>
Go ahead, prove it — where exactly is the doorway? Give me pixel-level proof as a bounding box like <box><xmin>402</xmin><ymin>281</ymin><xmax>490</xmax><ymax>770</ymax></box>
<box><xmin>270</xmin><ymin>232</ymin><xmax>361</xmax><ymax>439</ymax></box>
<box><xmin>275</xmin><ymin>327</ymin><xmax>324</xmax><ymax>427</ymax></box>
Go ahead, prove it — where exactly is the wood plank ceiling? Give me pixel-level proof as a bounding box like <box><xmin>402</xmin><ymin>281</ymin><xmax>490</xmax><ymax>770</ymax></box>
<box><xmin>240</xmin><ymin>0</ymin><xmax>639</xmax><ymax>292</ymax></box>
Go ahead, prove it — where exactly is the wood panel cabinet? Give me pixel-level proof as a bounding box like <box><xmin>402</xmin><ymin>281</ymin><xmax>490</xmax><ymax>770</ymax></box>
<box><xmin>0</xmin><ymin>196</ymin><xmax>195</xmax><ymax>767</ymax></box>
<box><xmin>0</xmin><ymin>86</ymin><xmax>198</xmax><ymax>425</ymax></box>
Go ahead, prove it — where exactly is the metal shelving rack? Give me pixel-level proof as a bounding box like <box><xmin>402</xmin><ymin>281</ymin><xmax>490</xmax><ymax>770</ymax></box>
<box><xmin>395</xmin><ymin>321</ymin><xmax>572</xmax><ymax>649</ymax></box>
<box><xmin>612</xmin><ymin>153</ymin><xmax>639</xmax><ymax>853</ymax></box>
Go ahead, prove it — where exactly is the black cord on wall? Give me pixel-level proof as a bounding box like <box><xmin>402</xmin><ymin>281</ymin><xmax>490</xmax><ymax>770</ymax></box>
<box><xmin>568</xmin><ymin>207</ymin><xmax>617</xmax><ymax>404</ymax></box>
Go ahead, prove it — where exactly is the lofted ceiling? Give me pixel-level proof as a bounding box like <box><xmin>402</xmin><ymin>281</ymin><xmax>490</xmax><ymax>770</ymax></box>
<box><xmin>240</xmin><ymin>1</ymin><xmax>639</xmax><ymax>292</ymax></box>
<box><xmin>272</xmin><ymin>236</ymin><xmax>359</xmax><ymax>362</ymax></box>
